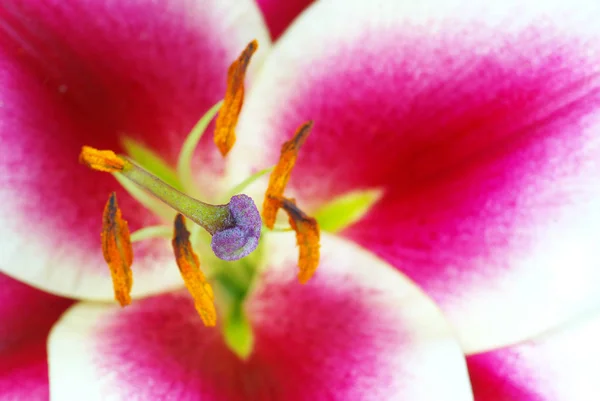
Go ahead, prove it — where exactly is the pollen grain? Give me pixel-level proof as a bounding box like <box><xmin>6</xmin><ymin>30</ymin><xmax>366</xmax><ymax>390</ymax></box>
<box><xmin>214</xmin><ymin>40</ymin><xmax>258</xmax><ymax>157</ymax></box>
<box><xmin>172</xmin><ymin>214</ymin><xmax>217</xmax><ymax>327</ymax></box>
<box><xmin>101</xmin><ymin>192</ymin><xmax>134</xmax><ymax>306</ymax></box>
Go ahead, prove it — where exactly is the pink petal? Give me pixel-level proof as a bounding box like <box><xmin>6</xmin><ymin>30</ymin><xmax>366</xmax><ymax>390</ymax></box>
<box><xmin>233</xmin><ymin>0</ymin><xmax>600</xmax><ymax>352</ymax></box>
<box><xmin>0</xmin><ymin>0</ymin><xmax>270</xmax><ymax>299</ymax></box>
<box><xmin>0</xmin><ymin>272</ymin><xmax>72</xmax><ymax>347</ymax></box>
<box><xmin>0</xmin><ymin>272</ymin><xmax>72</xmax><ymax>401</ymax></box>
<box><xmin>48</xmin><ymin>234</ymin><xmax>473</xmax><ymax>401</ymax></box>
<box><xmin>1</xmin><ymin>340</ymin><xmax>51</xmax><ymax>401</ymax></box>
<box><xmin>467</xmin><ymin>312</ymin><xmax>600</xmax><ymax>401</ymax></box>
<box><xmin>255</xmin><ymin>0</ymin><xmax>315</xmax><ymax>40</ymax></box>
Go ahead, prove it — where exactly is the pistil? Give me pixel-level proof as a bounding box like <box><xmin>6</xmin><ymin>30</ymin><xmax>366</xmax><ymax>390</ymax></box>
<box><xmin>80</xmin><ymin>146</ymin><xmax>261</xmax><ymax>261</ymax></box>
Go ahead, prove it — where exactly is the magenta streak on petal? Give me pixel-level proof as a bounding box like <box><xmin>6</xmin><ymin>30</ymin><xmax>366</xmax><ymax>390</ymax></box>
<box><xmin>260</xmin><ymin>27</ymin><xmax>600</xmax><ymax>303</ymax></box>
<box><xmin>256</xmin><ymin>0</ymin><xmax>314</xmax><ymax>40</ymax></box>
<box><xmin>468</xmin><ymin>350</ymin><xmax>541</xmax><ymax>401</ymax></box>
<box><xmin>93</xmin><ymin>275</ymin><xmax>407</xmax><ymax>400</ymax></box>
<box><xmin>0</xmin><ymin>1</ymin><xmax>237</xmax><ymax>272</ymax></box>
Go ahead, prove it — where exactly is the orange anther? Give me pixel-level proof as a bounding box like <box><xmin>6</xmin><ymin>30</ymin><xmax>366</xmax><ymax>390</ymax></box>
<box><xmin>172</xmin><ymin>214</ymin><xmax>217</xmax><ymax>326</ymax></box>
<box><xmin>270</xmin><ymin>196</ymin><xmax>320</xmax><ymax>284</ymax></box>
<box><xmin>101</xmin><ymin>192</ymin><xmax>134</xmax><ymax>306</ymax></box>
<box><xmin>79</xmin><ymin>146</ymin><xmax>127</xmax><ymax>172</ymax></box>
<box><xmin>214</xmin><ymin>40</ymin><xmax>258</xmax><ymax>157</ymax></box>
<box><xmin>262</xmin><ymin>121</ymin><xmax>313</xmax><ymax>228</ymax></box>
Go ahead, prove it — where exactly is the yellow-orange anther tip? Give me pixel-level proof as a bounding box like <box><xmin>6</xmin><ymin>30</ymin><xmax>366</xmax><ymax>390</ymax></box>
<box><xmin>262</xmin><ymin>121</ymin><xmax>314</xmax><ymax>228</ymax></box>
<box><xmin>214</xmin><ymin>40</ymin><xmax>259</xmax><ymax>157</ymax></box>
<box><xmin>101</xmin><ymin>192</ymin><xmax>133</xmax><ymax>307</ymax></box>
<box><xmin>80</xmin><ymin>146</ymin><xmax>126</xmax><ymax>172</ymax></box>
<box><xmin>172</xmin><ymin>214</ymin><xmax>217</xmax><ymax>327</ymax></box>
<box><xmin>271</xmin><ymin>196</ymin><xmax>321</xmax><ymax>284</ymax></box>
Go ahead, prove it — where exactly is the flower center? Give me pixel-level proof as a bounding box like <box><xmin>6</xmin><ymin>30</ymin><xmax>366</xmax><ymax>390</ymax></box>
<box><xmin>78</xmin><ymin>40</ymin><xmax>382</xmax><ymax>359</ymax></box>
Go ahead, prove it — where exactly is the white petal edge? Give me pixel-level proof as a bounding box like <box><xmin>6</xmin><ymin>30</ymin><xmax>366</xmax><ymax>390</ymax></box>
<box><xmin>468</xmin><ymin>310</ymin><xmax>600</xmax><ymax>401</ymax></box>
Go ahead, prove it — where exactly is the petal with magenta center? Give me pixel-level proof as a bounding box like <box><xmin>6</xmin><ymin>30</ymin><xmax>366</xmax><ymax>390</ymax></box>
<box><xmin>467</xmin><ymin>312</ymin><xmax>600</xmax><ymax>401</ymax></box>
<box><xmin>233</xmin><ymin>0</ymin><xmax>600</xmax><ymax>353</ymax></box>
<box><xmin>0</xmin><ymin>0</ymin><xmax>270</xmax><ymax>299</ymax></box>
<box><xmin>0</xmin><ymin>272</ymin><xmax>72</xmax><ymax>400</ymax></box>
<box><xmin>48</xmin><ymin>234</ymin><xmax>473</xmax><ymax>401</ymax></box>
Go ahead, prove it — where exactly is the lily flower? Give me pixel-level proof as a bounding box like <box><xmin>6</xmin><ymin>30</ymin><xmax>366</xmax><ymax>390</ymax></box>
<box><xmin>0</xmin><ymin>0</ymin><xmax>471</xmax><ymax>399</ymax></box>
<box><xmin>1</xmin><ymin>0</ymin><xmax>599</xmax><ymax>400</ymax></box>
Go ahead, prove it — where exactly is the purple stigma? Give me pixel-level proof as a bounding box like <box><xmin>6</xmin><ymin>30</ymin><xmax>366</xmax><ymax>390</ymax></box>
<box><xmin>211</xmin><ymin>194</ymin><xmax>262</xmax><ymax>261</ymax></box>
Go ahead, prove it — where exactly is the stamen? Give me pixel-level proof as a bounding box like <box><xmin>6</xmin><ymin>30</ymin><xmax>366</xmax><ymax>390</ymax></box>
<box><xmin>214</xmin><ymin>40</ymin><xmax>258</xmax><ymax>157</ymax></box>
<box><xmin>80</xmin><ymin>146</ymin><xmax>126</xmax><ymax>172</ymax></box>
<box><xmin>269</xmin><ymin>196</ymin><xmax>320</xmax><ymax>284</ymax></box>
<box><xmin>172</xmin><ymin>214</ymin><xmax>217</xmax><ymax>326</ymax></box>
<box><xmin>80</xmin><ymin>146</ymin><xmax>261</xmax><ymax>261</ymax></box>
<box><xmin>101</xmin><ymin>192</ymin><xmax>133</xmax><ymax>306</ymax></box>
<box><xmin>262</xmin><ymin>121</ymin><xmax>313</xmax><ymax>228</ymax></box>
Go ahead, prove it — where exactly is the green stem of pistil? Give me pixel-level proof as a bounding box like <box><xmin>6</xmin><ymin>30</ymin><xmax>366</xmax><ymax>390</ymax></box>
<box><xmin>119</xmin><ymin>159</ymin><xmax>232</xmax><ymax>234</ymax></box>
